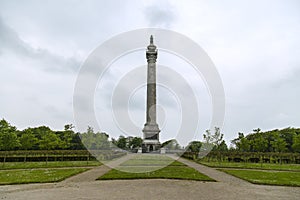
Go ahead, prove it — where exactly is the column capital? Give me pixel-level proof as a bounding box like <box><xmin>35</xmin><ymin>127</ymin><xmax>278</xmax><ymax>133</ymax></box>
<box><xmin>146</xmin><ymin>35</ymin><xmax>157</xmax><ymax>62</ymax></box>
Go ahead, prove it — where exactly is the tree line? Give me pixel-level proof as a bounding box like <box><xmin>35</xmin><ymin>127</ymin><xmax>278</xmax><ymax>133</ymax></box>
<box><xmin>185</xmin><ymin>127</ymin><xmax>300</xmax><ymax>154</ymax></box>
<box><xmin>231</xmin><ymin>128</ymin><xmax>300</xmax><ymax>153</ymax></box>
<box><xmin>0</xmin><ymin>119</ymin><xmax>143</xmax><ymax>151</ymax></box>
<box><xmin>0</xmin><ymin>119</ymin><xmax>86</xmax><ymax>151</ymax></box>
<box><xmin>1</xmin><ymin>118</ymin><xmax>300</xmax><ymax>153</ymax></box>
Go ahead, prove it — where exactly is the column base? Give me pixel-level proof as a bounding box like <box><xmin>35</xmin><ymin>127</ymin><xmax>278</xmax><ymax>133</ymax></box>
<box><xmin>142</xmin><ymin>123</ymin><xmax>160</xmax><ymax>140</ymax></box>
<box><xmin>142</xmin><ymin>140</ymin><xmax>161</xmax><ymax>153</ymax></box>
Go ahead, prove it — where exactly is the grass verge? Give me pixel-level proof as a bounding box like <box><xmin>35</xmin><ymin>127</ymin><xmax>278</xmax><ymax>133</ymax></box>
<box><xmin>219</xmin><ymin>169</ymin><xmax>300</xmax><ymax>187</ymax></box>
<box><xmin>0</xmin><ymin>168</ymin><xmax>89</xmax><ymax>185</ymax></box>
<box><xmin>0</xmin><ymin>161</ymin><xmax>101</xmax><ymax>170</ymax></box>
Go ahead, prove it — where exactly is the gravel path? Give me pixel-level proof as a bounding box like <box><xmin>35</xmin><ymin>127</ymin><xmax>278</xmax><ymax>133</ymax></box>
<box><xmin>0</xmin><ymin>154</ymin><xmax>299</xmax><ymax>200</ymax></box>
<box><xmin>169</xmin><ymin>155</ymin><xmax>250</xmax><ymax>186</ymax></box>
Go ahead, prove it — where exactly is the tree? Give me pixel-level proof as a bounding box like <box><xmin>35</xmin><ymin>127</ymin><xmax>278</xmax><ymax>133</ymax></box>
<box><xmin>81</xmin><ymin>126</ymin><xmax>97</xmax><ymax>149</ymax></box>
<box><xmin>116</xmin><ymin>135</ymin><xmax>127</xmax><ymax>149</ymax></box>
<box><xmin>251</xmin><ymin>136</ymin><xmax>268</xmax><ymax>152</ymax></box>
<box><xmin>39</xmin><ymin>130</ymin><xmax>61</xmax><ymax>150</ymax></box>
<box><xmin>81</xmin><ymin>127</ymin><xmax>110</xmax><ymax>150</ymax></box>
<box><xmin>129</xmin><ymin>137</ymin><xmax>143</xmax><ymax>149</ymax></box>
<box><xmin>271</xmin><ymin>136</ymin><xmax>287</xmax><ymax>152</ymax></box>
<box><xmin>31</xmin><ymin>126</ymin><xmax>52</xmax><ymax>139</ymax></box>
<box><xmin>292</xmin><ymin>134</ymin><xmax>300</xmax><ymax>153</ymax></box>
<box><xmin>231</xmin><ymin>132</ymin><xmax>244</xmax><ymax>148</ymax></box>
<box><xmin>253</xmin><ymin>128</ymin><xmax>261</xmax><ymax>134</ymax></box>
<box><xmin>57</xmin><ymin>124</ymin><xmax>76</xmax><ymax>149</ymax></box>
<box><xmin>280</xmin><ymin>128</ymin><xmax>297</xmax><ymax>152</ymax></box>
<box><xmin>64</xmin><ymin>124</ymin><xmax>74</xmax><ymax>131</ymax></box>
<box><xmin>187</xmin><ymin>141</ymin><xmax>202</xmax><ymax>153</ymax></box>
<box><xmin>239</xmin><ymin>137</ymin><xmax>251</xmax><ymax>152</ymax></box>
<box><xmin>203</xmin><ymin>127</ymin><xmax>224</xmax><ymax>152</ymax></box>
<box><xmin>203</xmin><ymin>127</ymin><xmax>224</xmax><ymax>146</ymax></box>
<box><xmin>214</xmin><ymin>140</ymin><xmax>228</xmax><ymax>151</ymax></box>
<box><xmin>0</xmin><ymin>119</ymin><xmax>20</xmax><ymax>150</ymax></box>
<box><xmin>94</xmin><ymin>132</ymin><xmax>110</xmax><ymax>149</ymax></box>
<box><xmin>19</xmin><ymin>128</ymin><xmax>38</xmax><ymax>150</ymax></box>
<box><xmin>70</xmin><ymin>132</ymin><xmax>85</xmax><ymax>150</ymax></box>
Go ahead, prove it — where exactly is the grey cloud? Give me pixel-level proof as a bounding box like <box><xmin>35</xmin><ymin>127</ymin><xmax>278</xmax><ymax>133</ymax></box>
<box><xmin>0</xmin><ymin>17</ymin><xmax>80</xmax><ymax>73</ymax></box>
<box><xmin>144</xmin><ymin>2</ymin><xmax>176</xmax><ymax>28</ymax></box>
<box><xmin>0</xmin><ymin>17</ymin><xmax>30</xmax><ymax>56</ymax></box>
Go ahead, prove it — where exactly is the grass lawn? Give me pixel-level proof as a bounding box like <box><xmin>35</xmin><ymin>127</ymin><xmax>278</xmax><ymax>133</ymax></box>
<box><xmin>220</xmin><ymin>169</ymin><xmax>300</xmax><ymax>187</ymax></box>
<box><xmin>0</xmin><ymin>161</ymin><xmax>101</xmax><ymax>170</ymax></box>
<box><xmin>98</xmin><ymin>166</ymin><xmax>214</xmax><ymax>181</ymax></box>
<box><xmin>98</xmin><ymin>155</ymin><xmax>215</xmax><ymax>181</ymax></box>
<box><xmin>0</xmin><ymin>168</ymin><xmax>89</xmax><ymax>185</ymax></box>
<box><xmin>120</xmin><ymin>155</ymin><xmax>185</xmax><ymax>166</ymax></box>
<box><xmin>200</xmin><ymin>161</ymin><xmax>300</xmax><ymax>171</ymax></box>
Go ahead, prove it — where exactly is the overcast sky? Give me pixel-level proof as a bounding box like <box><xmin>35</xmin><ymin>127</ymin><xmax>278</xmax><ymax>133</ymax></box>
<box><xmin>0</xmin><ymin>0</ymin><xmax>299</xmax><ymax>146</ymax></box>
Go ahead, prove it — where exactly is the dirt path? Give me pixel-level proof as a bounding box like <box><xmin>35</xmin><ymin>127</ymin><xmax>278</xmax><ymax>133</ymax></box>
<box><xmin>1</xmin><ymin>154</ymin><xmax>300</xmax><ymax>200</ymax></box>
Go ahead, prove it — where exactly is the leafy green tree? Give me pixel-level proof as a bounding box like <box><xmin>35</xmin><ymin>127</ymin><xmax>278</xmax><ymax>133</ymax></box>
<box><xmin>81</xmin><ymin>126</ymin><xmax>98</xmax><ymax>149</ymax></box>
<box><xmin>81</xmin><ymin>127</ymin><xmax>110</xmax><ymax>150</ymax></box>
<box><xmin>39</xmin><ymin>130</ymin><xmax>61</xmax><ymax>150</ymax></box>
<box><xmin>19</xmin><ymin>128</ymin><xmax>38</xmax><ymax>150</ymax></box>
<box><xmin>116</xmin><ymin>135</ymin><xmax>127</xmax><ymax>149</ymax></box>
<box><xmin>239</xmin><ymin>137</ymin><xmax>251</xmax><ymax>152</ymax></box>
<box><xmin>253</xmin><ymin>128</ymin><xmax>261</xmax><ymax>134</ymax></box>
<box><xmin>214</xmin><ymin>140</ymin><xmax>228</xmax><ymax>151</ymax></box>
<box><xmin>64</xmin><ymin>124</ymin><xmax>74</xmax><ymax>131</ymax></box>
<box><xmin>70</xmin><ymin>132</ymin><xmax>85</xmax><ymax>150</ymax></box>
<box><xmin>0</xmin><ymin>119</ymin><xmax>20</xmax><ymax>150</ymax></box>
<box><xmin>292</xmin><ymin>134</ymin><xmax>300</xmax><ymax>152</ymax></box>
<box><xmin>187</xmin><ymin>141</ymin><xmax>202</xmax><ymax>153</ymax></box>
<box><xmin>56</xmin><ymin>124</ymin><xmax>75</xmax><ymax>149</ymax></box>
<box><xmin>271</xmin><ymin>136</ymin><xmax>287</xmax><ymax>152</ymax></box>
<box><xmin>129</xmin><ymin>137</ymin><xmax>143</xmax><ymax>149</ymax></box>
<box><xmin>251</xmin><ymin>136</ymin><xmax>268</xmax><ymax>152</ymax></box>
<box><xmin>94</xmin><ymin>132</ymin><xmax>110</xmax><ymax>149</ymax></box>
<box><xmin>280</xmin><ymin>128</ymin><xmax>297</xmax><ymax>152</ymax></box>
<box><xmin>30</xmin><ymin>126</ymin><xmax>53</xmax><ymax>149</ymax></box>
<box><xmin>231</xmin><ymin>132</ymin><xmax>244</xmax><ymax>148</ymax></box>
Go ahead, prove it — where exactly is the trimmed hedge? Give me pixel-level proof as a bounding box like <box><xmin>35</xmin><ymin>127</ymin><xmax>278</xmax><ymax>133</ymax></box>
<box><xmin>0</xmin><ymin>150</ymin><xmax>126</xmax><ymax>162</ymax></box>
<box><xmin>182</xmin><ymin>151</ymin><xmax>300</xmax><ymax>164</ymax></box>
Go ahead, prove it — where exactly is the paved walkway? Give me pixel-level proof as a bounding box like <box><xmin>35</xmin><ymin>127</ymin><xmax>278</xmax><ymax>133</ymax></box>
<box><xmin>60</xmin><ymin>154</ymin><xmax>136</xmax><ymax>184</ymax></box>
<box><xmin>168</xmin><ymin>155</ymin><xmax>250</xmax><ymax>186</ymax></box>
<box><xmin>0</xmin><ymin>154</ymin><xmax>299</xmax><ymax>200</ymax></box>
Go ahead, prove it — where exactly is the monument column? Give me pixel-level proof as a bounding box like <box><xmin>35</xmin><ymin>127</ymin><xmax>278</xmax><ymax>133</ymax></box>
<box><xmin>142</xmin><ymin>35</ymin><xmax>160</xmax><ymax>152</ymax></box>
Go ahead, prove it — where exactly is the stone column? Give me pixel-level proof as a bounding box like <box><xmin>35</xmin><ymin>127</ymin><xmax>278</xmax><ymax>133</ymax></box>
<box><xmin>146</xmin><ymin>35</ymin><xmax>157</xmax><ymax>125</ymax></box>
<box><xmin>142</xmin><ymin>35</ymin><xmax>160</xmax><ymax>152</ymax></box>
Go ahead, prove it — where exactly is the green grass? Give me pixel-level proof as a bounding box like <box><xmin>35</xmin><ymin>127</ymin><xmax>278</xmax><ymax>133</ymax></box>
<box><xmin>98</xmin><ymin>155</ymin><xmax>214</xmax><ymax>181</ymax></box>
<box><xmin>98</xmin><ymin>166</ymin><xmax>214</xmax><ymax>181</ymax></box>
<box><xmin>199</xmin><ymin>161</ymin><xmax>300</xmax><ymax>171</ymax></box>
<box><xmin>220</xmin><ymin>169</ymin><xmax>300</xmax><ymax>186</ymax></box>
<box><xmin>0</xmin><ymin>161</ymin><xmax>101</xmax><ymax>170</ymax></box>
<box><xmin>120</xmin><ymin>156</ymin><xmax>185</xmax><ymax>166</ymax></box>
<box><xmin>0</xmin><ymin>168</ymin><xmax>89</xmax><ymax>185</ymax></box>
